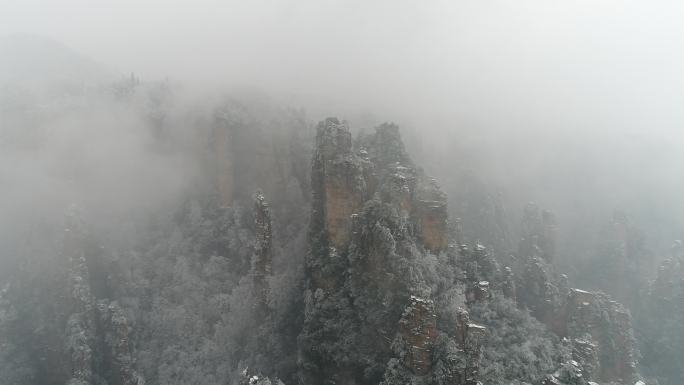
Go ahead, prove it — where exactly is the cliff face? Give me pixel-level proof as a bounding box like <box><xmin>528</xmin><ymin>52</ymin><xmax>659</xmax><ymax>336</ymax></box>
<box><xmin>251</xmin><ymin>192</ymin><xmax>273</xmax><ymax>310</ymax></box>
<box><xmin>452</xmin><ymin>310</ymin><xmax>486</xmax><ymax>385</ymax></box>
<box><xmin>0</xmin><ymin>208</ymin><xmax>143</xmax><ymax>385</ymax></box>
<box><xmin>397</xmin><ymin>296</ymin><xmax>438</xmax><ymax>375</ymax></box>
<box><xmin>299</xmin><ymin>118</ymin><xmax>478</xmax><ymax>385</ymax></box>
<box><xmin>310</xmin><ymin>118</ymin><xmax>366</xmax><ymax>252</ymax></box>
<box><xmin>210</xmin><ymin>100</ymin><xmax>310</xmax><ymax>213</ymax></box>
<box><xmin>64</xmin><ymin>211</ymin><xmax>144</xmax><ymax>385</ymax></box>
<box><xmin>564</xmin><ymin>289</ymin><xmax>638</xmax><ymax>384</ymax></box>
<box><xmin>415</xmin><ymin>183</ymin><xmax>449</xmax><ymax>254</ymax></box>
<box><xmin>514</xmin><ymin>209</ymin><xmax>640</xmax><ymax>385</ymax></box>
<box><xmin>0</xmin><ymin>104</ymin><xmax>651</xmax><ymax>385</ymax></box>
<box><xmin>298</xmin><ymin>119</ymin><xmax>643</xmax><ymax>385</ymax></box>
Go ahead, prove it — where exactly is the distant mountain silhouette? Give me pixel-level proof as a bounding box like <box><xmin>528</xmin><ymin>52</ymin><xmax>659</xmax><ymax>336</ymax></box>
<box><xmin>0</xmin><ymin>34</ymin><xmax>117</xmax><ymax>89</ymax></box>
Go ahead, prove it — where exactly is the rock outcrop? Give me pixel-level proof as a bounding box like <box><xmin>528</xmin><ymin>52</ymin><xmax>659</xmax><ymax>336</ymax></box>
<box><xmin>299</xmin><ymin>119</ymin><xmax>477</xmax><ymax>385</ymax></box>
<box><xmin>461</xmin><ymin>244</ymin><xmax>499</xmax><ymax>304</ymax></box>
<box><xmin>515</xmin><ymin>232</ymin><xmax>639</xmax><ymax>383</ymax></box>
<box><xmin>414</xmin><ymin>179</ymin><xmax>449</xmax><ymax>253</ymax></box>
<box><xmin>213</xmin><ymin>115</ymin><xmax>236</xmax><ymax>208</ymax></box>
<box><xmin>517</xmin><ymin>256</ymin><xmax>563</xmax><ymax>333</ymax></box>
<box><xmin>0</xmin><ymin>208</ymin><xmax>145</xmax><ymax>385</ymax></box>
<box><xmin>65</xmin><ymin>209</ymin><xmax>144</xmax><ymax>385</ymax></box>
<box><xmin>211</xmin><ymin>100</ymin><xmax>311</xmax><ymax>213</ymax></box>
<box><xmin>518</xmin><ymin>258</ymin><xmax>638</xmax><ymax>384</ymax></box>
<box><xmin>251</xmin><ymin>192</ymin><xmax>273</xmax><ymax>310</ymax></box>
<box><xmin>511</xmin><ymin>204</ymin><xmax>641</xmax><ymax>384</ymax></box>
<box><xmin>453</xmin><ymin>310</ymin><xmax>486</xmax><ymax>385</ymax></box>
<box><xmin>564</xmin><ymin>289</ymin><xmax>638</xmax><ymax>384</ymax></box>
<box><xmin>311</xmin><ymin>118</ymin><xmax>366</xmax><ymax>251</ymax></box>
<box><xmin>397</xmin><ymin>296</ymin><xmax>438</xmax><ymax>375</ymax></box>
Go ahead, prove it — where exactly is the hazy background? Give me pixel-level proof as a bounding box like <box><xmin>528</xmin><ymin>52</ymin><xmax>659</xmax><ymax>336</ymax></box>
<box><xmin>3</xmin><ymin>0</ymin><xmax>684</xmax><ymax>128</ymax></box>
<box><xmin>3</xmin><ymin>0</ymin><xmax>684</xmax><ymax>269</ymax></box>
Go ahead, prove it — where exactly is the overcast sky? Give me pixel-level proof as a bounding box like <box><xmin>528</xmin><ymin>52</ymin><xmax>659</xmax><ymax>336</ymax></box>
<box><xmin>2</xmin><ymin>0</ymin><xmax>684</xmax><ymax>138</ymax></box>
<box><xmin>3</xmin><ymin>0</ymin><xmax>684</xmax><ymax>257</ymax></box>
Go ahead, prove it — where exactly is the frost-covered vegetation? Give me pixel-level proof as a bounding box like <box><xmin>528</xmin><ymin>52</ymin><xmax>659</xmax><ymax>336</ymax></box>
<box><xmin>0</xmin><ymin>35</ymin><xmax>682</xmax><ymax>385</ymax></box>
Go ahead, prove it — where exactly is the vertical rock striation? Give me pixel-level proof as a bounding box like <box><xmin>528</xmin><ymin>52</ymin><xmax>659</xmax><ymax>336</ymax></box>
<box><xmin>514</xmin><ymin>205</ymin><xmax>640</xmax><ymax>384</ymax></box>
<box><xmin>415</xmin><ymin>180</ymin><xmax>449</xmax><ymax>254</ymax></box>
<box><xmin>252</xmin><ymin>191</ymin><xmax>274</xmax><ymax>310</ymax></box>
<box><xmin>564</xmin><ymin>289</ymin><xmax>638</xmax><ymax>384</ymax></box>
<box><xmin>312</xmin><ymin>118</ymin><xmax>366</xmax><ymax>250</ymax></box>
<box><xmin>299</xmin><ymin>118</ymin><xmax>473</xmax><ymax>385</ymax></box>
<box><xmin>397</xmin><ymin>296</ymin><xmax>438</xmax><ymax>375</ymax></box>
<box><xmin>213</xmin><ymin>115</ymin><xmax>236</xmax><ymax>208</ymax></box>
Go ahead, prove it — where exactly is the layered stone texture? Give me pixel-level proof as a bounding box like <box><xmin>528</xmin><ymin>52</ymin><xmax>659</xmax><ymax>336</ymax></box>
<box><xmin>510</xmin><ymin>202</ymin><xmax>640</xmax><ymax>384</ymax></box>
<box><xmin>453</xmin><ymin>310</ymin><xmax>486</xmax><ymax>385</ymax></box>
<box><xmin>564</xmin><ymin>289</ymin><xmax>638</xmax><ymax>384</ymax></box>
<box><xmin>47</xmin><ymin>209</ymin><xmax>144</xmax><ymax>385</ymax></box>
<box><xmin>571</xmin><ymin>337</ymin><xmax>599</xmax><ymax>381</ymax></box>
<box><xmin>517</xmin><ymin>255</ymin><xmax>639</xmax><ymax>383</ymax></box>
<box><xmin>461</xmin><ymin>244</ymin><xmax>499</xmax><ymax>304</ymax></box>
<box><xmin>415</xmin><ymin>180</ymin><xmax>449</xmax><ymax>253</ymax></box>
<box><xmin>312</xmin><ymin>118</ymin><xmax>366</xmax><ymax>249</ymax></box>
<box><xmin>251</xmin><ymin>192</ymin><xmax>273</xmax><ymax>309</ymax></box>
<box><xmin>213</xmin><ymin>118</ymin><xmax>236</xmax><ymax>207</ymax></box>
<box><xmin>397</xmin><ymin>296</ymin><xmax>438</xmax><ymax>375</ymax></box>
<box><xmin>210</xmin><ymin>100</ymin><xmax>311</xmax><ymax>228</ymax></box>
<box><xmin>517</xmin><ymin>256</ymin><xmax>563</xmax><ymax>333</ymax></box>
<box><xmin>300</xmin><ymin>119</ymin><xmax>467</xmax><ymax>385</ymax></box>
<box><xmin>514</xmin><ymin>252</ymin><xmax>638</xmax><ymax>383</ymax></box>
<box><xmin>306</xmin><ymin>118</ymin><xmax>367</xmax><ymax>297</ymax></box>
